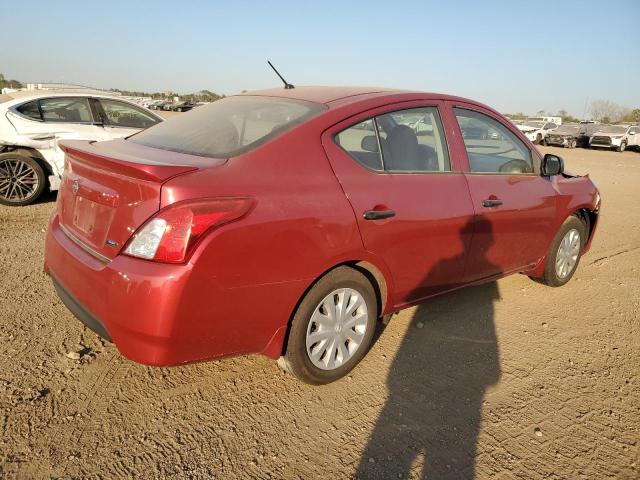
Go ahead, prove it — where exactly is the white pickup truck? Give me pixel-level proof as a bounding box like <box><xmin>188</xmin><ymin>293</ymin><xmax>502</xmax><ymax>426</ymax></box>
<box><xmin>589</xmin><ymin>125</ymin><xmax>640</xmax><ymax>152</ymax></box>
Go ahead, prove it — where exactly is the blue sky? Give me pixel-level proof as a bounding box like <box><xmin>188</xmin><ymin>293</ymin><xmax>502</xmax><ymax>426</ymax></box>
<box><xmin>1</xmin><ymin>0</ymin><xmax>638</xmax><ymax>116</ymax></box>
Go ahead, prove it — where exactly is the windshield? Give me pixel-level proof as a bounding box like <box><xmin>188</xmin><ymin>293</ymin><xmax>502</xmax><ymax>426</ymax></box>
<box><xmin>129</xmin><ymin>96</ymin><xmax>325</xmax><ymax>158</ymax></box>
<box><xmin>598</xmin><ymin>125</ymin><xmax>628</xmax><ymax>134</ymax></box>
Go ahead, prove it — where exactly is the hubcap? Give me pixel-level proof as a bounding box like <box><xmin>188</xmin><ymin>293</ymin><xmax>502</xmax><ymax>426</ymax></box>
<box><xmin>0</xmin><ymin>158</ymin><xmax>39</xmax><ymax>202</ymax></box>
<box><xmin>555</xmin><ymin>228</ymin><xmax>581</xmax><ymax>279</ymax></box>
<box><xmin>306</xmin><ymin>288</ymin><xmax>368</xmax><ymax>370</ymax></box>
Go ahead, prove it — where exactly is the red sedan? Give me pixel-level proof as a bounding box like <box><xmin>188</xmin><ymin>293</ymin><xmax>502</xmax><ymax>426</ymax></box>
<box><xmin>44</xmin><ymin>87</ymin><xmax>600</xmax><ymax>384</ymax></box>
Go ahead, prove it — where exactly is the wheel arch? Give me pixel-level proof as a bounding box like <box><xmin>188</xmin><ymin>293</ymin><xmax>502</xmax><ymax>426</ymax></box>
<box><xmin>262</xmin><ymin>258</ymin><xmax>394</xmax><ymax>359</ymax></box>
<box><xmin>528</xmin><ymin>205</ymin><xmax>599</xmax><ymax>279</ymax></box>
<box><xmin>573</xmin><ymin>207</ymin><xmax>598</xmax><ymax>251</ymax></box>
<box><xmin>1</xmin><ymin>146</ymin><xmax>54</xmax><ymax>178</ymax></box>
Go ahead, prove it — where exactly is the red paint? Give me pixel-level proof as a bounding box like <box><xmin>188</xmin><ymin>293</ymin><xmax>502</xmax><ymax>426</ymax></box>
<box><xmin>44</xmin><ymin>87</ymin><xmax>600</xmax><ymax>367</ymax></box>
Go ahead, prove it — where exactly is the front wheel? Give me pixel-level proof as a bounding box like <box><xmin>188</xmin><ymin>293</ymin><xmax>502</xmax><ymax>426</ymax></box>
<box><xmin>534</xmin><ymin>216</ymin><xmax>585</xmax><ymax>287</ymax></box>
<box><xmin>616</xmin><ymin>141</ymin><xmax>627</xmax><ymax>152</ymax></box>
<box><xmin>0</xmin><ymin>153</ymin><xmax>46</xmax><ymax>206</ymax></box>
<box><xmin>534</xmin><ymin>133</ymin><xmax>542</xmax><ymax>145</ymax></box>
<box><xmin>278</xmin><ymin>267</ymin><xmax>378</xmax><ymax>384</ymax></box>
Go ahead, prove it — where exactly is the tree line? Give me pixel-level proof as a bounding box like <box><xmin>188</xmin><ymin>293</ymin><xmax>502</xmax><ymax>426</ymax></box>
<box><xmin>0</xmin><ymin>73</ymin><xmax>24</xmax><ymax>90</ymax></box>
<box><xmin>506</xmin><ymin>100</ymin><xmax>639</xmax><ymax>124</ymax></box>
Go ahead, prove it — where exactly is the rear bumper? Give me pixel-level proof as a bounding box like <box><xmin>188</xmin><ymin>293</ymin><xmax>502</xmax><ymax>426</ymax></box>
<box><xmin>51</xmin><ymin>276</ymin><xmax>112</xmax><ymax>342</ymax></box>
<box><xmin>45</xmin><ymin>213</ymin><xmax>198</xmax><ymax>365</ymax></box>
<box><xmin>45</xmin><ymin>213</ymin><xmax>306</xmax><ymax>366</ymax></box>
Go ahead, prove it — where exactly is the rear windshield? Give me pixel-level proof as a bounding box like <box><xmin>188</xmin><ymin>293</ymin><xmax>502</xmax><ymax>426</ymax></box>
<box><xmin>129</xmin><ymin>95</ymin><xmax>325</xmax><ymax>158</ymax></box>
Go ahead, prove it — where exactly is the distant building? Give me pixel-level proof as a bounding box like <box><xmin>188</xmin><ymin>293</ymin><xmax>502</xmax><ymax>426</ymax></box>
<box><xmin>25</xmin><ymin>83</ymin><xmax>120</xmax><ymax>94</ymax></box>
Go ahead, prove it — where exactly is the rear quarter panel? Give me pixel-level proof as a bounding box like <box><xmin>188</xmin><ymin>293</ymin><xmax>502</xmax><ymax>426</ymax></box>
<box><xmin>159</xmin><ymin>122</ymin><xmax>369</xmax><ymax>357</ymax></box>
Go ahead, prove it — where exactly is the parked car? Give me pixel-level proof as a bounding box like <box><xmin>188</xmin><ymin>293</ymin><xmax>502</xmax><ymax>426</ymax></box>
<box><xmin>575</xmin><ymin>123</ymin><xmax>601</xmax><ymax>148</ymax></box>
<box><xmin>516</xmin><ymin>120</ymin><xmax>558</xmax><ymax>144</ymax></box>
<box><xmin>171</xmin><ymin>101</ymin><xmax>199</xmax><ymax>112</ymax></box>
<box><xmin>0</xmin><ymin>90</ymin><xmax>163</xmax><ymax>205</ymax></box>
<box><xmin>544</xmin><ymin>124</ymin><xmax>581</xmax><ymax>148</ymax></box>
<box><xmin>527</xmin><ymin>116</ymin><xmax>563</xmax><ymax>126</ymax></box>
<box><xmin>147</xmin><ymin>100</ymin><xmax>168</xmax><ymax>110</ymax></box>
<box><xmin>44</xmin><ymin>87</ymin><xmax>600</xmax><ymax>384</ymax></box>
<box><xmin>589</xmin><ymin>125</ymin><xmax>640</xmax><ymax>152</ymax></box>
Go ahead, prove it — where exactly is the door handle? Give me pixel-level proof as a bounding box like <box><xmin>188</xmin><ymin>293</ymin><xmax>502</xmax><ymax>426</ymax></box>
<box><xmin>482</xmin><ymin>199</ymin><xmax>503</xmax><ymax>207</ymax></box>
<box><xmin>363</xmin><ymin>209</ymin><xmax>396</xmax><ymax>220</ymax></box>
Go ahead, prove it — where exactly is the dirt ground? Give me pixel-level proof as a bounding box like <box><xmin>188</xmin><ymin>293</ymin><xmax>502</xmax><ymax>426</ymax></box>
<box><xmin>0</xmin><ymin>145</ymin><xmax>638</xmax><ymax>479</ymax></box>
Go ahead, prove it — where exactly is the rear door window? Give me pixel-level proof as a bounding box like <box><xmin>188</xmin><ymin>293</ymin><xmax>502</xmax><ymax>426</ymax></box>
<box><xmin>377</xmin><ymin>108</ymin><xmax>450</xmax><ymax>172</ymax></box>
<box><xmin>40</xmin><ymin>97</ymin><xmax>93</xmax><ymax>123</ymax></box>
<box><xmin>335</xmin><ymin>119</ymin><xmax>383</xmax><ymax>171</ymax></box>
<box><xmin>16</xmin><ymin>100</ymin><xmax>41</xmax><ymax>120</ymax></box>
<box><xmin>335</xmin><ymin>106</ymin><xmax>450</xmax><ymax>173</ymax></box>
<box><xmin>98</xmin><ymin>99</ymin><xmax>159</xmax><ymax>129</ymax></box>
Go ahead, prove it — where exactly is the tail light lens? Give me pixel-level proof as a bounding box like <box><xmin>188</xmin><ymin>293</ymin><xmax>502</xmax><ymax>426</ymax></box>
<box><xmin>124</xmin><ymin>197</ymin><xmax>253</xmax><ymax>263</ymax></box>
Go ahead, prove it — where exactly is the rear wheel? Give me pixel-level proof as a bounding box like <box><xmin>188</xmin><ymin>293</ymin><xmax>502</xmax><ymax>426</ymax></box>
<box><xmin>278</xmin><ymin>266</ymin><xmax>378</xmax><ymax>384</ymax></box>
<box><xmin>534</xmin><ymin>216</ymin><xmax>585</xmax><ymax>287</ymax></box>
<box><xmin>0</xmin><ymin>153</ymin><xmax>46</xmax><ymax>206</ymax></box>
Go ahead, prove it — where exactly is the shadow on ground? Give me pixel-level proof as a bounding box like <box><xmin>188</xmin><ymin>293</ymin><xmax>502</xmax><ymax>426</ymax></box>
<box><xmin>355</xmin><ymin>218</ymin><xmax>502</xmax><ymax>479</ymax></box>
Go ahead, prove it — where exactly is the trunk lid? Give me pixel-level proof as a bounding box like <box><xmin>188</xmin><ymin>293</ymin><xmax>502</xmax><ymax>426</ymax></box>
<box><xmin>57</xmin><ymin>139</ymin><xmax>225</xmax><ymax>260</ymax></box>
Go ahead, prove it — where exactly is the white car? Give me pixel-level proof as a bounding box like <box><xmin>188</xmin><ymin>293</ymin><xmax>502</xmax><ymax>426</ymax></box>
<box><xmin>0</xmin><ymin>90</ymin><xmax>162</xmax><ymax>206</ymax></box>
<box><xmin>589</xmin><ymin>125</ymin><xmax>640</xmax><ymax>152</ymax></box>
<box><xmin>516</xmin><ymin>120</ymin><xmax>558</xmax><ymax>145</ymax></box>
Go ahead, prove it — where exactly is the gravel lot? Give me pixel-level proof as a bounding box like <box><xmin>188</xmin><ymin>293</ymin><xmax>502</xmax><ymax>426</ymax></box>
<box><xmin>0</xmin><ymin>145</ymin><xmax>638</xmax><ymax>479</ymax></box>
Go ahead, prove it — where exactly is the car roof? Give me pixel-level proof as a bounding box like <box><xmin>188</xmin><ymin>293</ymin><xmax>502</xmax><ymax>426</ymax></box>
<box><xmin>0</xmin><ymin>89</ymin><xmax>136</xmax><ymax>104</ymax></box>
<box><xmin>238</xmin><ymin>85</ymin><xmax>473</xmax><ymax>107</ymax></box>
<box><xmin>239</xmin><ymin>86</ymin><xmax>398</xmax><ymax>104</ymax></box>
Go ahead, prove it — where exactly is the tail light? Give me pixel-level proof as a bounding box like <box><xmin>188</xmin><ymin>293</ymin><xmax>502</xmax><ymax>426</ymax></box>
<box><xmin>124</xmin><ymin>197</ymin><xmax>253</xmax><ymax>263</ymax></box>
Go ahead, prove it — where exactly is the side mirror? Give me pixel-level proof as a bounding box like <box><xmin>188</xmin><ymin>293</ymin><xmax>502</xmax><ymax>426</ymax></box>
<box><xmin>541</xmin><ymin>153</ymin><xmax>564</xmax><ymax>176</ymax></box>
<box><xmin>361</xmin><ymin>135</ymin><xmax>379</xmax><ymax>152</ymax></box>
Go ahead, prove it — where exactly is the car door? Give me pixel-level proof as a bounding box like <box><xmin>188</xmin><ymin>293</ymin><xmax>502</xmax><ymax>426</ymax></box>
<box><xmin>448</xmin><ymin>102</ymin><xmax>557</xmax><ymax>280</ymax></box>
<box><xmin>322</xmin><ymin>101</ymin><xmax>475</xmax><ymax>306</ymax></box>
<box><xmin>627</xmin><ymin>126</ymin><xmax>640</xmax><ymax>147</ymax></box>
<box><xmin>8</xmin><ymin>96</ymin><xmax>109</xmax><ymax>176</ymax></box>
<box><xmin>93</xmin><ymin>98</ymin><xmax>161</xmax><ymax>139</ymax></box>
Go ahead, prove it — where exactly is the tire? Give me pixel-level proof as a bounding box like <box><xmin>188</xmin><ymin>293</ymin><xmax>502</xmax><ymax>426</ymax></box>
<box><xmin>534</xmin><ymin>133</ymin><xmax>542</xmax><ymax>145</ymax></box>
<box><xmin>616</xmin><ymin>141</ymin><xmax>627</xmax><ymax>152</ymax></box>
<box><xmin>535</xmin><ymin>216</ymin><xmax>585</xmax><ymax>287</ymax></box>
<box><xmin>278</xmin><ymin>266</ymin><xmax>378</xmax><ymax>384</ymax></box>
<box><xmin>0</xmin><ymin>153</ymin><xmax>46</xmax><ymax>206</ymax></box>
<box><xmin>569</xmin><ymin>138</ymin><xmax>577</xmax><ymax>149</ymax></box>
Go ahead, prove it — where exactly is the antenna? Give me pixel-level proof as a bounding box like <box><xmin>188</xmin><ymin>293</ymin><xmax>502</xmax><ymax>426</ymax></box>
<box><xmin>267</xmin><ymin>61</ymin><xmax>294</xmax><ymax>89</ymax></box>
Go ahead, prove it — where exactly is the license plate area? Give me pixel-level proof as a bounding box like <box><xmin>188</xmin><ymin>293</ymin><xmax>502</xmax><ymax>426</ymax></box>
<box><xmin>70</xmin><ymin>194</ymin><xmax>115</xmax><ymax>248</ymax></box>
